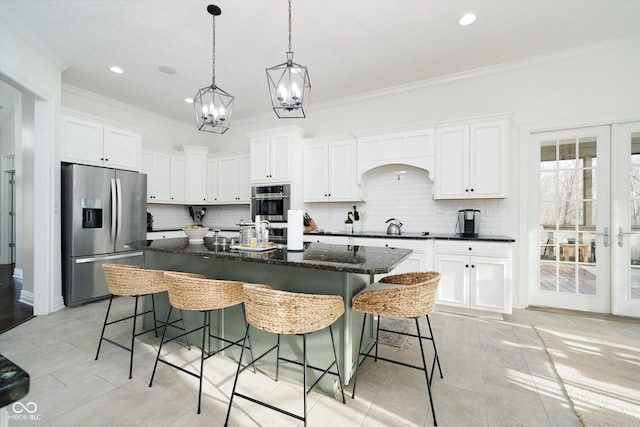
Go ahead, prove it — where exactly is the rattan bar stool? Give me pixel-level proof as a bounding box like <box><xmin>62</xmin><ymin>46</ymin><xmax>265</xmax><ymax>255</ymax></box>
<box><xmin>95</xmin><ymin>264</ymin><xmax>193</xmax><ymax>379</ymax></box>
<box><xmin>351</xmin><ymin>271</ymin><xmax>443</xmax><ymax>426</ymax></box>
<box><xmin>225</xmin><ymin>284</ymin><xmax>346</xmax><ymax>427</ymax></box>
<box><xmin>149</xmin><ymin>272</ymin><xmax>254</xmax><ymax>415</ymax></box>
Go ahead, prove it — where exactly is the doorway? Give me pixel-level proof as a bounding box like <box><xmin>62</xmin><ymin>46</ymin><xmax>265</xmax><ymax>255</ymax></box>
<box><xmin>529</xmin><ymin>123</ymin><xmax>640</xmax><ymax>317</ymax></box>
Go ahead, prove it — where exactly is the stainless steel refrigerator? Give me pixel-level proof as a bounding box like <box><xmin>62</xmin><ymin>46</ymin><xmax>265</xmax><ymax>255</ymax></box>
<box><xmin>62</xmin><ymin>163</ymin><xmax>147</xmax><ymax>307</ymax></box>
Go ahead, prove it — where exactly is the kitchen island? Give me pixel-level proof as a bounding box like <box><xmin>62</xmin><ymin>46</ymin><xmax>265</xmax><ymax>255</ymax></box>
<box><xmin>127</xmin><ymin>238</ymin><xmax>412</xmax><ymax>389</ymax></box>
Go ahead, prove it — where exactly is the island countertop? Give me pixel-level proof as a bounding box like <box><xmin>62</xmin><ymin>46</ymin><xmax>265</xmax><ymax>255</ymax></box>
<box><xmin>128</xmin><ymin>238</ymin><xmax>413</xmax><ymax>275</ymax></box>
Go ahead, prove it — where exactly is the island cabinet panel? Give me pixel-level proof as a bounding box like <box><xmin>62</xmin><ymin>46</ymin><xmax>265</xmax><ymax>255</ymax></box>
<box><xmin>62</xmin><ymin>111</ymin><xmax>142</xmax><ymax>171</ymax></box>
<box><xmin>433</xmin><ymin>240</ymin><xmax>512</xmax><ymax>314</ymax></box>
<box><xmin>434</xmin><ymin>118</ymin><xmax>508</xmax><ymax>199</ymax></box>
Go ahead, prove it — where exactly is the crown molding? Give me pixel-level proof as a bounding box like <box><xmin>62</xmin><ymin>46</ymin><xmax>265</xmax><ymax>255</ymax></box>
<box><xmin>62</xmin><ymin>83</ymin><xmax>198</xmax><ymax>132</ymax></box>
<box><xmin>311</xmin><ymin>34</ymin><xmax>640</xmax><ymax>114</ymax></box>
<box><xmin>0</xmin><ymin>4</ymin><xmax>67</xmax><ymax>72</ymax></box>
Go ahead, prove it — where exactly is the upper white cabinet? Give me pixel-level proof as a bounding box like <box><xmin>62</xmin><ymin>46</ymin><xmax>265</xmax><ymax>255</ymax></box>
<box><xmin>61</xmin><ymin>111</ymin><xmax>142</xmax><ymax>171</ymax></box>
<box><xmin>182</xmin><ymin>146</ymin><xmax>209</xmax><ymax>204</ymax></box>
<box><xmin>212</xmin><ymin>153</ymin><xmax>250</xmax><ymax>204</ymax></box>
<box><xmin>435</xmin><ymin>118</ymin><xmax>509</xmax><ymax>199</ymax></box>
<box><xmin>141</xmin><ymin>148</ymin><xmax>185</xmax><ymax>204</ymax></box>
<box><xmin>248</xmin><ymin>126</ymin><xmax>309</xmax><ymax>184</ymax></box>
<box><xmin>303</xmin><ymin>136</ymin><xmax>360</xmax><ymax>202</ymax></box>
<box><xmin>356</xmin><ymin>125</ymin><xmax>436</xmax><ymax>181</ymax></box>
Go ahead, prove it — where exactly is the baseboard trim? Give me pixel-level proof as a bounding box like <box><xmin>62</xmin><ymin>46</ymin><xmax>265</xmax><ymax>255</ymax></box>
<box><xmin>19</xmin><ymin>289</ymin><xmax>34</xmax><ymax>306</ymax></box>
<box><xmin>527</xmin><ymin>305</ymin><xmax>640</xmax><ymax>323</ymax></box>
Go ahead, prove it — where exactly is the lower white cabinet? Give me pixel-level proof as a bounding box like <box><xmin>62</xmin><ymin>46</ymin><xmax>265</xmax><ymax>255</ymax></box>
<box><xmin>433</xmin><ymin>240</ymin><xmax>512</xmax><ymax>314</ymax></box>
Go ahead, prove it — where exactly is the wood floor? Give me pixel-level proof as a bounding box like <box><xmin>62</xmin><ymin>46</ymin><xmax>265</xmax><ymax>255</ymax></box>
<box><xmin>0</xmin><ymin>264</ymin><xmax>34</xmax><ymax>335</ymax></box>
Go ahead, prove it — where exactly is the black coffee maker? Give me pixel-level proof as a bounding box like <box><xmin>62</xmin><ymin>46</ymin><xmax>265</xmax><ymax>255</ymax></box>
<box><xmin>146</xmin><ymin>212</ymin><xmax>153</xmax><ymax>232</ymax></box>
<box><xmin>457</xmin><ymin>209</ymin><xmax>480</xmax><ymax>237</ymax></box>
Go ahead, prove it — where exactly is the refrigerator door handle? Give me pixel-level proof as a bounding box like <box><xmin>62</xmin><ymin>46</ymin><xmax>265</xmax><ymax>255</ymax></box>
<box><xmin>116</xmin><ymin>178</ymin><xmax>123</xmax><ymax>242</ymax></box>
<box><xmin>75</xmin><ymin>252</ymin><xmax>145</xmax><ymax>264</ymax></box>
<box><xmin>110</xmin><ymin>178</ymin><xmax>117</xmax><ymax>243</ymax></box>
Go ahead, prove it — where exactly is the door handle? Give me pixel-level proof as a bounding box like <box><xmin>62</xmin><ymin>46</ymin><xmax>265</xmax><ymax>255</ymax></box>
<box><xmin>618</xmin><ymin>227</ymin><xmax>638</xmax><ymax>247</ymax></box>
<box><xmin>593</xmin><ymin>227</ymin><xmax>609</xmax><ymax>247</ymax></box>
<box><xmin>110</xmin><ymin>178</ymin><xmax>117</xmax><ymax>243</ymax></box>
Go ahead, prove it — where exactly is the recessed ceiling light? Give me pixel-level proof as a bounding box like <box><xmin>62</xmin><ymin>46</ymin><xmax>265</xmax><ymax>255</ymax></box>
<box><xmin>158</xmin><ymin>65</ymin><xmax>177</xmax><ymax>75</ymax></box>
<box><xmin>109</xmin><ymin>66</ymin><xmax>124</xmax><ymax>74</ymax></box>
<box><xmin>184</xmin><ymin>98</ymin><xmax>194</xmax><ymax>104</ymax></box>
<box><xmin>459</xmin><ymin>13</ymin><xmax>477</xmax><ymax>26</ymax></box>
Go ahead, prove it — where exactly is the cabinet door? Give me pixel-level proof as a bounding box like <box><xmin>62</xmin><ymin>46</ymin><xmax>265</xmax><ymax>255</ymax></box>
<box><xmin>469</xmin><ymin>256</ymin><xmax>510</xmax><ymax>312</ymax></box>
<box><xmin>141</xmin><ymin>150</ymin><xmax>154</xmax><ymax>202</ymax></box>
<box><xmin>217</xmin><ymin>156</ymin><xmax>240</xmax><ymax>202</ymax></box>
<box><xmin>237</xmin><ymin>154</ymin><xmax>251</xmax><ymax>203</ymax></box>
<box><xmin>328</xmin><ymin>140</ymin><xmax>358</xmax><ymax>201</ymax></box>
<box><xmin>302</xmin><ymin>143</ymin><xmax>329</xmax><ymax>201</ymax></box>
<box><xmin>250</xmin><ymin>136</ymin><xmax>271</xmax><ymax>183</ymax></box>
<box><xmin>151</xmin><ymin>152</ymin><xmax>171</xmax><ymax>203</ymax></box>
<box><xmin>435</xmin><ymin>126</ymin><xmax>469</xmax><ymax>199</ymax></box>
<box><xmin>469</xmin><ymin>120</ymin><xmax>508</xmax><ymax>198</ymax></box>
<box><xmin>206</xmin><ymin>157</ymin><xmax>219</xmax><ymax>202</ymax></box>
<box><xmin>270</xmin><ymin>135</ymin><xmax>291</xmax><ymax>182</ymax></box>
<box><xmin>185</xmin><ymin>151</ymin><xmax>207</xmax><ymax>203</ymax></box>
<box><xmin>61</xmin><ymin>115</ymin><xmax>104</xmax><ymax>166</ymax></box>
<box><xmin>104</xmin><ymin>125</ymin><xmax>142</xmax><ymax>171</ymax></box>
<box><xmin>170</xmin><ymin>155</ymin><xmax>186</xmax><ymax>203</ymax></box>
<box><xmin>433</xmin><ymin>253</ymin><xmax>469</xmax><ymax>308</ymax></box>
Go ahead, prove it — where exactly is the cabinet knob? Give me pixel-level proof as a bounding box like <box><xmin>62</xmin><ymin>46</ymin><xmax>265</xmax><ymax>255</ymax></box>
<box><xmin>470</xmin><ymin>188</ymin><xmax>474</xmax><ymax>192</ymax></box>
<box><xmin>466</xmin><ymin>264</ymin><xmax>469</xmax><ymax>268</ymax></box>
<box><xmin>468</xmin><ymin>247</ymin><xmax>472</xmax><ymax>251</ymax></box>
<box><xmin>465</xmin><ymin>189</ymin><xmax>469</xmax><ymax>192</ymax></box>
<box><xmin>471</xmin><ymin>265</ymin><xmax>475</xmax><ymax>268</ymax></box>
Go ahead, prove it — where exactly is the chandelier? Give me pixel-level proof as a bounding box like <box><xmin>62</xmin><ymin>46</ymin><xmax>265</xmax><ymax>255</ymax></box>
<box><xmin>266</xmin><ymin>0</ymin><xmax>311</xmax><ymax>118</ymax></box>
<box><xmin>194</xmin><ymin>4</ymin><xmax>234</xmax><ymax>133</ymax></box>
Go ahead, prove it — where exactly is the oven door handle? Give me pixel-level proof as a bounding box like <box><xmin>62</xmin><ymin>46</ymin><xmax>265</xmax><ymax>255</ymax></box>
<box><xmin>251</xmin><ymin>195</ymin><xmax>289</xmax><ymax>200</ymax></box>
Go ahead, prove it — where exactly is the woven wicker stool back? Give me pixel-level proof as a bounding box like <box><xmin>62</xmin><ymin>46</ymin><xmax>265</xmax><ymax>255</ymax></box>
<box><xmin>243</xmin><ymin>283</ymin><xmax>345</xmax><ymax>335</ymax></box>
<box><xmin>163</xmin><ymin>272</ymin><xmax>244</xmax><ymax>311</ymax></box>
<box><xmin>102</xmin><ymin>264</ymin><xmax>166</xmax><ymax>296</ymax></box>
<box><xmin>352</xmin><ymin>271</ymin><xmax>441</xmax><ymax>318</ymax></box>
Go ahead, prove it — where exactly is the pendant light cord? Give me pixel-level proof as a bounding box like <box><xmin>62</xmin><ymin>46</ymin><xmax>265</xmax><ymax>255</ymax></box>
<box><xmin>288</xmin><ymin>0</ymin><xmax>292</xmax><ymax>53</ymax></box>
<box><xmin>212</xmin><ymin>13</ymin><xmax>216</xmax><ymax>86</ymax></box>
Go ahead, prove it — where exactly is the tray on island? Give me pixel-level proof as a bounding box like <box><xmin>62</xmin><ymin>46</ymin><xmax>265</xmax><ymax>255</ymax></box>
<box><xmin>230</xmin><ymin>244</ymin><xmax>276</xmax><ymax>252</ymax></box>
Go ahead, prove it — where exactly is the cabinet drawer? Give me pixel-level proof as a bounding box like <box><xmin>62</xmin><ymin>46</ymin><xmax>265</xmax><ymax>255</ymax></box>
<box><xmin>434</xmin><ymin>240</ymin><xmax>511</xmax><ymax>257</ymax></box>
<box><xmin>351</xmin><ymin>237</ymin><xmax>427</xmax><ymax>253</ymax></box>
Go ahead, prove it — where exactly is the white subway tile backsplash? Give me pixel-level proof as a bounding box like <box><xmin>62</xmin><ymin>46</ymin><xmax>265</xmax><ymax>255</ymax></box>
<box><xmin>303</xmin><ymin>164</ymin><xmax>505</xmax><ymax>235</ymax></box>
<box><xmin>147</xmin><ymin>204</ymin><xmax>250</xmax><ymax>230</ymax></box>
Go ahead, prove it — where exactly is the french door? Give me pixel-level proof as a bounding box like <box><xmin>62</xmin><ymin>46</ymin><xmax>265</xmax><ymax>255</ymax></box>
<box><xmin>529</xmin><ymin>123</ymin><xmax>640</xmax><ymax>317</ymax></box>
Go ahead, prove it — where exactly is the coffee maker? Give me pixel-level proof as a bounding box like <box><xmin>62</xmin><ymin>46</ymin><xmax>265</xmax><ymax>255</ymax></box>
<box><xmin>188</xmin><ymin>206</ymin><xmax>206</xmax><ymax>226</ymax></box>
<box><xmin>458</xmin><ymin>209</ymin><xmax>480</xmax><ymax>237</ymax></box>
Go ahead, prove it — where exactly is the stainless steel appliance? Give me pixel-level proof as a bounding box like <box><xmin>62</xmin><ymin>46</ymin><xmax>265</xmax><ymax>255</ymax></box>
<box><xmin>61</xmin><ymin>163</ymin><xmax>147</xmax><ymax>307</ymax></box>
<box><xmin>457</xmin><ymin>209</ymin><xmax>480</xmax><ymax>237</ymax></box>
<box><xmin>188</xmin><ymin>206</ymin><xmax>206</xmax><ymax>226</ymax></box>
<box><xmin>250</xmin><ymin>184</ymin><xmax>290</xmax><ymax>223</ymax></box>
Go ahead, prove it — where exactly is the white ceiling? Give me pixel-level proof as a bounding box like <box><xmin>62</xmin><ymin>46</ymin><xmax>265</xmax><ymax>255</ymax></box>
<box><xmin>2</xmin><ymin>0</ymin><xmax>639</xmax><ymax>126</ymax></box>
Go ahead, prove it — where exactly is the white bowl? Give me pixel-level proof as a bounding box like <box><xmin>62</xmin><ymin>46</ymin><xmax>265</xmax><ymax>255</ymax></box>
<box><xmin>183</xmin><ymin>227</ymin><xmax>209</xmax><ymax>243</ymax></box>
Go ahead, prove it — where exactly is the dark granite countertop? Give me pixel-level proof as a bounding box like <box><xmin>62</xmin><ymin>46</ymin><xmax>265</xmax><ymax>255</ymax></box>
<box><xmin>0</xmin><ymin>354</ymin><xmax>30</xmax><ymax>409</ymax></box>
<box><xmin>305</xmin><ymin>230</ymin><xmax>516</xmax><ymax>242</ymax></box>
<box><xmin>128</xmin><ymin>238</ymin><xmax>412</xmax><ymax>275</ymax></box>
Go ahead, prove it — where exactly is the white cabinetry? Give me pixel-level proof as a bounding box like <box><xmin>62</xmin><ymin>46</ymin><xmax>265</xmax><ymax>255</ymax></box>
<box><xmin>142</xmin><ymin>149</ymin><xmax>185</xmax><ymax>204</ymax></box>
<box><xmin>182</xmin><ymin>146</ymin><xmax>209</xmax><ymax>204</ymax></box>
<box><xmin>211</xmin><ymin>153</ymin><xmax>250</xmax><ymax>204</ymax></box>
<box><xmin>248</xmin><ymin>126</ymin><xmax>309</xmax><ymax>183</ymax></box>
<box><xmin>302</xmin><ymin>136</ymin><xmax>359</xmax><ymax>202</ymax></box>
<box><xmin>356</xmin><ymin>125</ymin><xmax>435</xmax><ymax>181</ymax></box>
<box><xmin>61</xmin><ymin>111</ymin><xmax>142</xmax><ymax>171</ymax></box>
<box><xmin>433</xmin><ymin>240</ymin><xmax>512</xmax><ymax>314</ymax></box>
<box><xmin>435</xmin><ymin>118</ymin><xmax>508</xmax><ymax>199</ymax></box>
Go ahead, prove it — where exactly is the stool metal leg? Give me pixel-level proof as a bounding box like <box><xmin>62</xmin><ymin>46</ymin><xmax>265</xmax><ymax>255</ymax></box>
<box><xmin>95</xmin><ymin>295</ymin><xmax>115</xmax><ymax>361</ymax></box>
<box><xmin>225</xmin><ymin>323</ymin><xmax>250</xmax><ymax>427</ymax></box>
<box><xmin>151</xmin><ymin>294</ymin><xmax>159</xmax><ymax>337</ymax></box>
<box><xmin>426</xmin><ymin>314</ymin><xmax>443</xmax><ymax>380</ymax></box>
<box><xmin>351</xmin><ymin>312</ymin><xmax>369</xmax><ymax>399</ymax></box>
<box><xmin>275</xmin><ymin>334</ymin><xmax>281</xmax><ymax>381</ymax></box>
<box><xmin>128</xmin><ymin>295</ymin><xmax>140</xmax><ymax>379</ymax></box>
<box><xmin>179</xmin><ymin>309</ymin><xmax>191</xmax><ymax>350</ymax></box>
<box><xmin>149</xmin><ymin>306</ymin><xmax>173</xmax><ymax>387</ymax></box>
<box><xmin>415</xmin><ymin>318</ymin><xmax>437</xmax><ymax>426</ymax></box>
<box><xmin>302</xmin><ymin>334</ymin><xmax>308</xmax><ymax>427</ymax></box>
<box><xmin>328</xmin><ymin>325</ymin><xmax>346</xmax><ymax>403</ymax></box>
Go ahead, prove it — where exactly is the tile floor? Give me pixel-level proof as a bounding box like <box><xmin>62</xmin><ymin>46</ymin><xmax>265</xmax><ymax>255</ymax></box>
<box><xmin>1</xmin><ymin>298</ymin><xmax>639</xmax><ymax>426</ymax></box>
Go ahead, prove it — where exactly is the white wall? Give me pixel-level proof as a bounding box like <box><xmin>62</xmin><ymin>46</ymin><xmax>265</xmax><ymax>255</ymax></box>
<box><xmin>1</xmin><ymin>3</ymin><xmax>64</xmax><ymax>314</ymax></box>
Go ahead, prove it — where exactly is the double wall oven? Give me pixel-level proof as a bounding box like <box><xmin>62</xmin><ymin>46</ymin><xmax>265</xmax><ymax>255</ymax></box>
<box><xmin>250</xmin><ymin>184</ymin><xmax>290</xmax><ymax>242</ymax></box>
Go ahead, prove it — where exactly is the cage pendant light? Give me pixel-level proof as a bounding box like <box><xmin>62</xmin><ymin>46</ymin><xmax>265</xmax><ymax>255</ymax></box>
<box><xmin>266</xmin><ymin>0</ymin><xmax>311</xmax><ymax>118</ymax></box>
<box><xmin>194</xmin><ymin>4</ymin><xmax>234</xmax><ymax>133</ymax></box>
